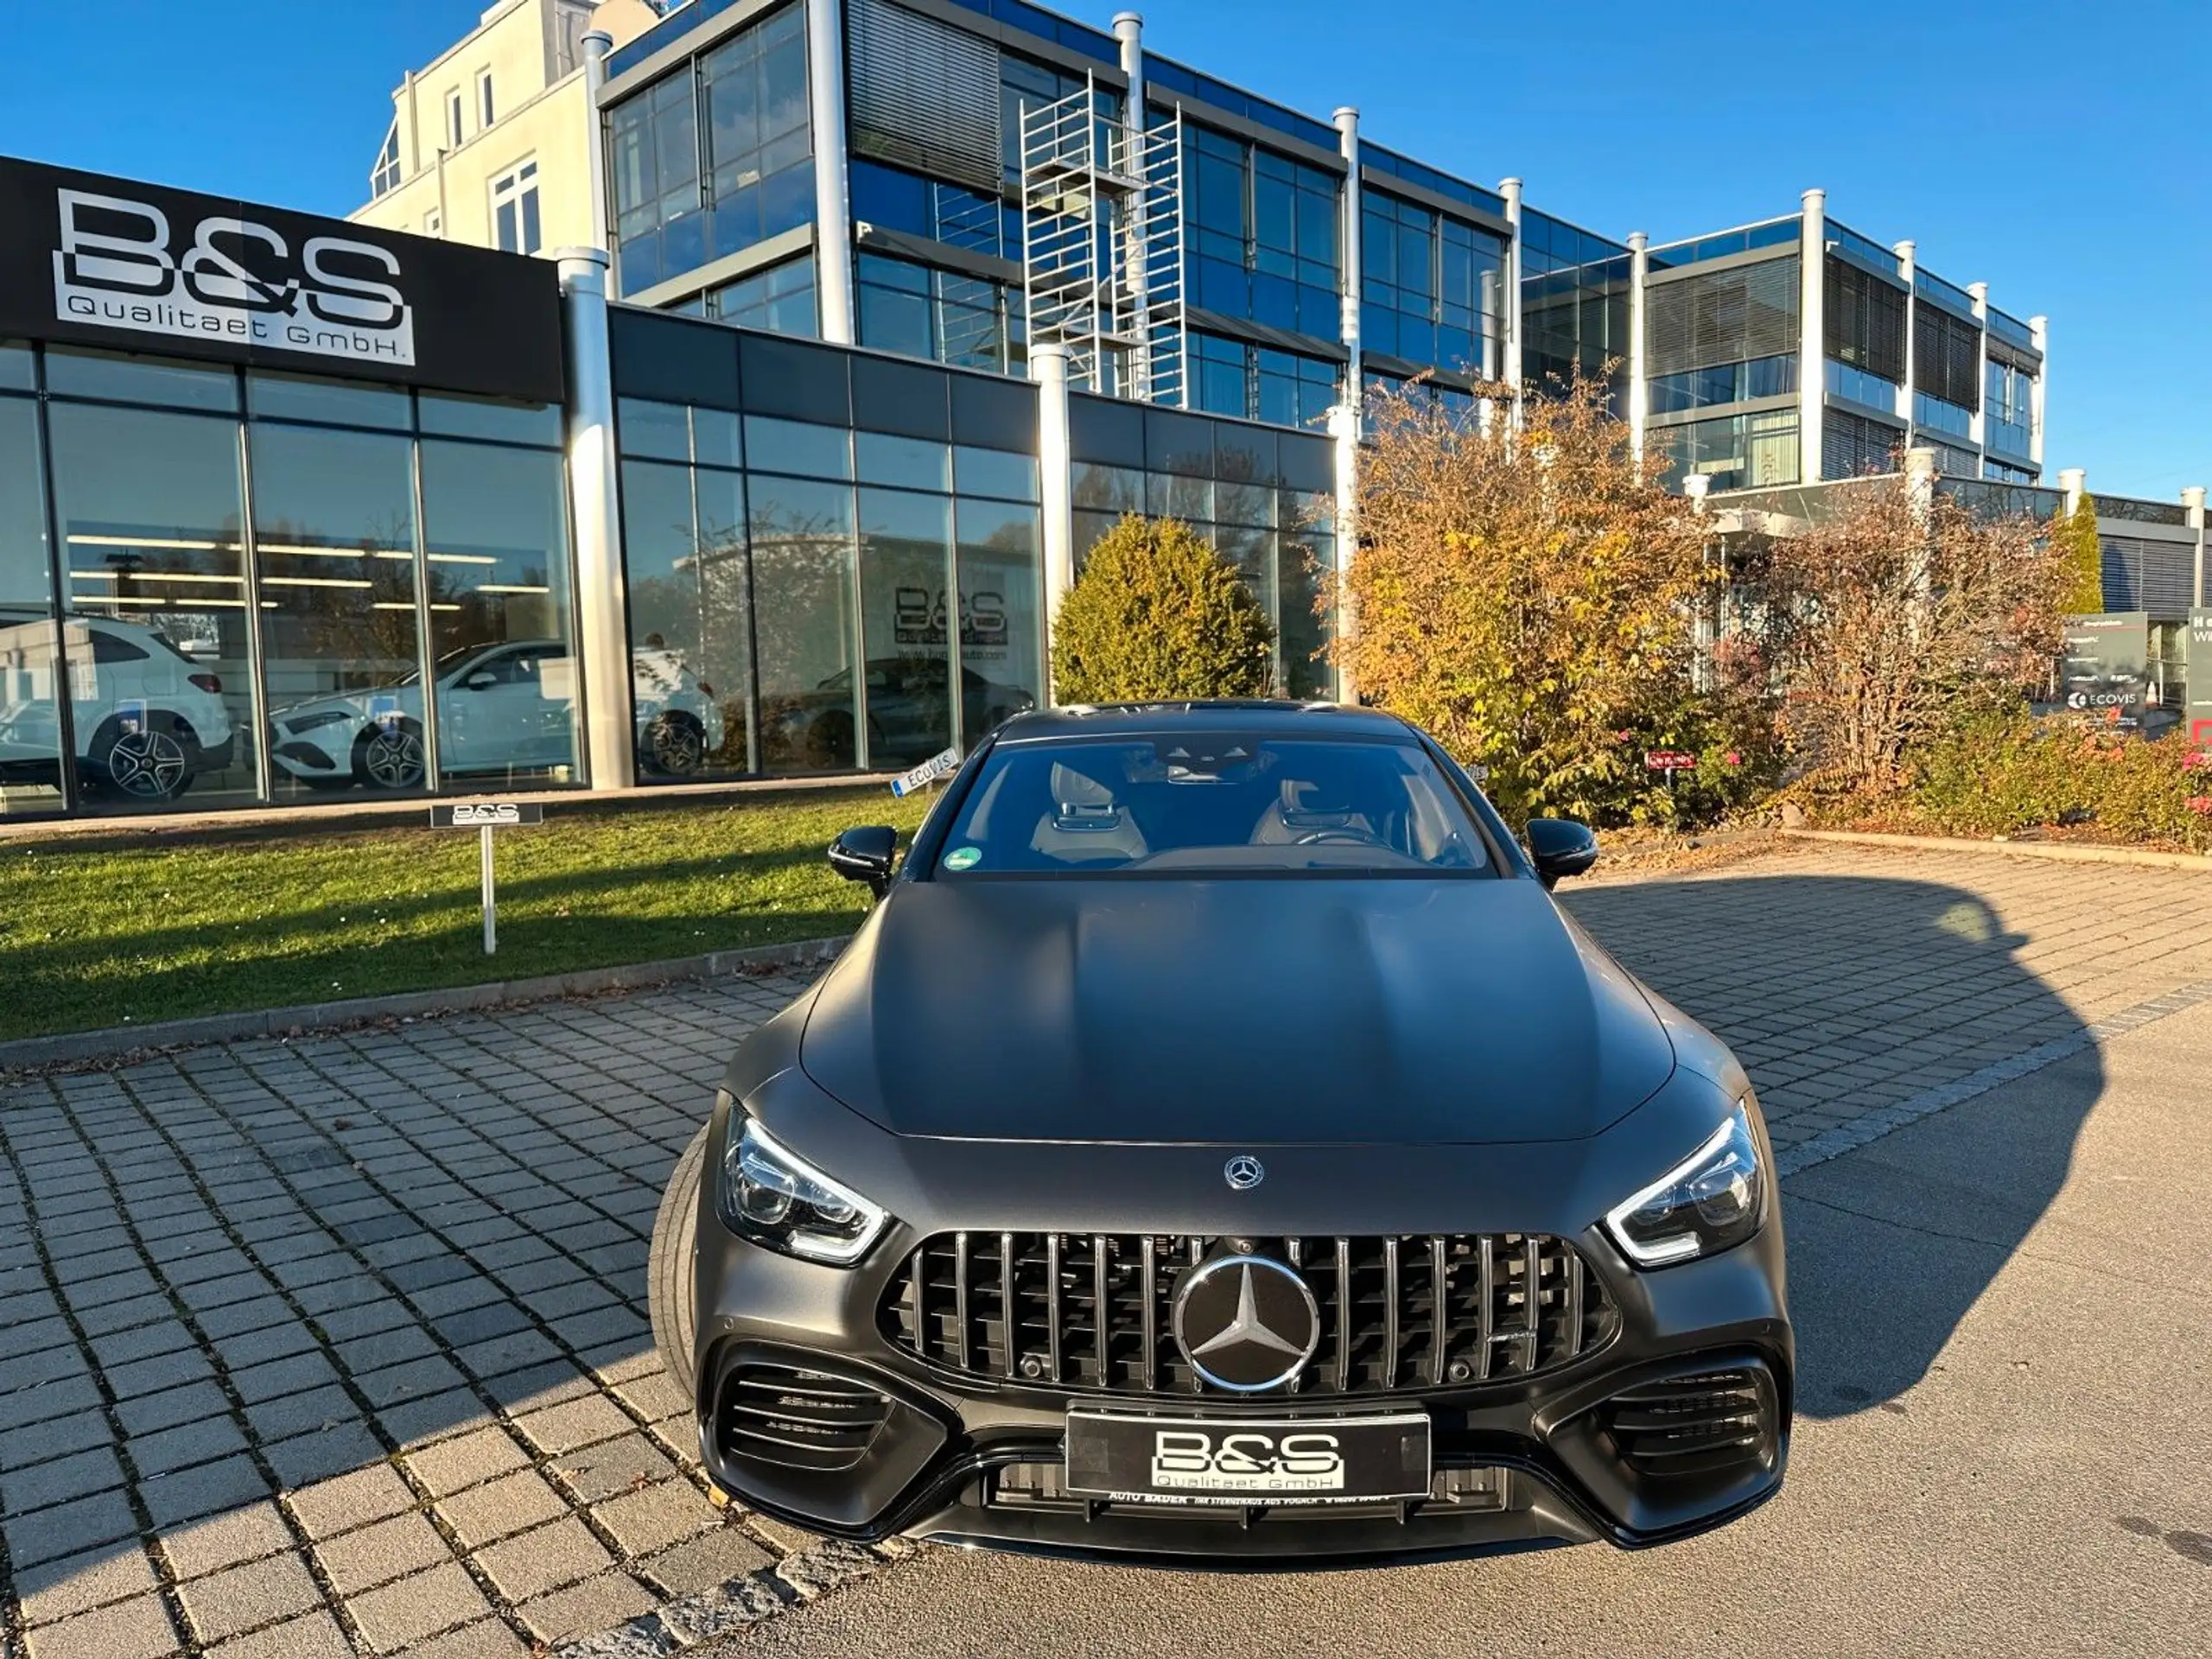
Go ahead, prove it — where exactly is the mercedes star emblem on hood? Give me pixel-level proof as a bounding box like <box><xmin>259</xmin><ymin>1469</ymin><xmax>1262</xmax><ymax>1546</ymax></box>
<box><xmin>1172</xmin><ymin>1255</ymin><xmax>1321</xmax><ymax>1391</ymax></box>
<box><xmin>1224</xmin><ymin>1154</ymin><xmax>1264</xmax><ymax>1191</ymax></box>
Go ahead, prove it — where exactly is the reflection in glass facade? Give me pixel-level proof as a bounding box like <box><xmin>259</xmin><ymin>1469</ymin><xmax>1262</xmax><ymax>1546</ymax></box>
<box><xmin>1069</xmin><ymin>395</ymin><xmax>1336</xmax><ymax>698</ymax></box>
<box><xmin>856</xmin><ymin>253</ymin><xmax>1024</xmax><ymax>376</ymax></box>
<box><xmin>608</xmin><ymin>2</ymin><xmax>811</xmax><ymax>297</ymax></box>
<box><xmin>1187</xmin><ymin>126</ymin><xmax>1340</xmax><ymax>339</ymax></box>
<box><xmin>0</xmin><ymin>343</ymin><xmax>575</xmax><ymax>819</ymax></box>
<box><xmin>1362</xmin><ymin>191</ymin><xmax>1503</xmax><ymax>377</ymax></box>
<box><xmin>1655</xmin><ymin>410</ymin><xmax>1799</xmax><ymax>493</ymax></box>
<box><xmin>613</xmin><ymin>344</ymin><xmax>1046</xmax><ymax>782</ymax></box>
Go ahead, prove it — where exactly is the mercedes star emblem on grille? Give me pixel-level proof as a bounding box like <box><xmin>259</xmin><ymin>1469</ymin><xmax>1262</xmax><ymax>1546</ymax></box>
<box><xmin>1171</xmin><ymin>1255</ymin><xmax>1321</xmax><ymax>1391</ymax></box>
<box><xmin>1223</xmin><ymin>1154</ymin><xmax>1264</xmax><ymax>1191</ymax></box>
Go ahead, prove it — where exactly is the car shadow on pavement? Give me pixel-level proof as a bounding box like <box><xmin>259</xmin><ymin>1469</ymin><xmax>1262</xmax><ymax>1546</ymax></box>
<box><xmin>1562</xmin><ymin>873</ymin><xmax>2101</xmax><ymax>1423</ymax></box>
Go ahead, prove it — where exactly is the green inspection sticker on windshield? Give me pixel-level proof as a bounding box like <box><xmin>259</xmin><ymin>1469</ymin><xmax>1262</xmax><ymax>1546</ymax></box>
<box><xmin>943</xmin><ymin>846</ymin><xmax>982</xmax><ymax>871</ymax></box>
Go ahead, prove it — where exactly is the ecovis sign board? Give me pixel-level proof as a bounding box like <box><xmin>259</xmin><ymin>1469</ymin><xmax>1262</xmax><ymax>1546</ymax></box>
<box><xmin>0</xmin><ymin>155</ymin><xmax>564</xmax><ymax>403</ymax></box>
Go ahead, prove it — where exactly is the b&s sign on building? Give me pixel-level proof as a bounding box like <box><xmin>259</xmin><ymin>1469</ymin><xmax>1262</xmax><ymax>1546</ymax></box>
<box><xmin>0</xmin><ymin>156</ymin><xmax>563</xmax><ymax>402</ymax></box>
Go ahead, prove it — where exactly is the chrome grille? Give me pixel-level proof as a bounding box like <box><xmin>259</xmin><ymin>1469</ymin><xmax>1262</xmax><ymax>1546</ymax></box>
<box><xmin>879</xmin><ymin>1233</ymin><xmax>1616</xmax><ymax>1396</ymax></box>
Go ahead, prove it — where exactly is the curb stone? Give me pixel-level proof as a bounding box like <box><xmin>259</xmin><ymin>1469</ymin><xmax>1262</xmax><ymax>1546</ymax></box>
<box><xmin>1783</xmin><ymin>826</ymin><xmax>2212</xmax><ymax>872</ymax></box>
<box><xmin>0</xmin><ymin>934</ymin><xmax>851</xmax><ymax>1075</ymax></box>
<box><xmin>554</xmin><ymin>1539</ymin><xmax>918</xmax><ymax>1658</ymax></box>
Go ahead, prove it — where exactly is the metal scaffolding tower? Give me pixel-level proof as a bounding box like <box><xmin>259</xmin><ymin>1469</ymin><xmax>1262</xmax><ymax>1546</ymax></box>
<box><xmin>1019</xmin><ymin>76</ymin><xmax>1185</xmax><ymax>406</ymax></box>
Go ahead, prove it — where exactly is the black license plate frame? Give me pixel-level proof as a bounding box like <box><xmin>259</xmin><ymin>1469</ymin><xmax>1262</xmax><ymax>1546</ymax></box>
<box><xmin>1064</xmin><ymin>1409</ymin><xmax>1433</xmax><ymax>1506</ymax></box>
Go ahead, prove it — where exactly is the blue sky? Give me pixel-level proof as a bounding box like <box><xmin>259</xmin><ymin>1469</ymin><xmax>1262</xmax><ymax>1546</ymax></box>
<box><xmin>8</xmin><ymin>0</ymin><xmax>2208</xmax><ymax>500</ymax></box>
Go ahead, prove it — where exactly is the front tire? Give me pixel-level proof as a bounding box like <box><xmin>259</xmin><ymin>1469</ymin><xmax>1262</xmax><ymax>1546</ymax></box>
<box><xmin>641</xmin><ymin>711</ymin><xmax>709</xmax><ymax>778</ymax></box>
<box><xmin>649</xmin><ymin>1126</ymin><xmax>709</xmax><ymax>1401</ymax></box>
<box><xmin>92</xmin><ymin>715</ymin><xmax>196</xmax><ymax>801</ymax></box>
<box><xmin>353</xmin><ymin>720</ymin><xmax>426</xmax><ymax>791</ymax></box>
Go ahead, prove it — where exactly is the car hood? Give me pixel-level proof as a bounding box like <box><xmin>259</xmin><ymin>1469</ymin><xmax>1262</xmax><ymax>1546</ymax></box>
<box><xmin>798</xmin><ymin>877</ymin><xmax>1675</xmax><ymax>1146</ymax></box>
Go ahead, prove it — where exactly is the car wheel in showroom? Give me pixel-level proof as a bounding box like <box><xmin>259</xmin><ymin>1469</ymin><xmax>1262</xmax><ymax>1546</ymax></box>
<box><xmin>649</xmin><ymin>1126</ymin><xmax>707</xmax><ymax>1395</ymax></box>
<box><xmin>642</xmin><ymin>711</ymin><xmax>709</xmax><ymax>778</ymax></box>
<box><xmin>91</xmin><ymin>715</ymin><xmax>196</xmax><ymax>802</ymax></box>
<box><xmin>353</xmin><ymin>721</ymin><xmax>427</xmax><ymax>791</ymax></box>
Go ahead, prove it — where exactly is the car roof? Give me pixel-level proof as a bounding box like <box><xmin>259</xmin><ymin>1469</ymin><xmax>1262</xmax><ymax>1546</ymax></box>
<box><xmin>988</xmin><ymin>700</ymin><xmax>1420</xmax><ymax>745</ymax></box>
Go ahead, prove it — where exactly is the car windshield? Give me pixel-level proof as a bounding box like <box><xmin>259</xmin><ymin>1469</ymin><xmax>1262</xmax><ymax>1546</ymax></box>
<box><xmin>934</xmin><ymin>734</ymin><xmax>1491</xmax><ymax>875</ymax></box>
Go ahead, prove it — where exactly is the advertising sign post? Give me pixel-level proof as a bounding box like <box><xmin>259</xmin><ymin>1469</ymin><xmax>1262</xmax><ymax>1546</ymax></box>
<box><xmin>430</xmin><ymin>802</ymin><xmax>544</xmax><ymax>955</ymax></box>
<box><xmin>2059</xmin><ymin>613</ymin><xmax>2152</xmax><ymax>728</ymax></box>
<box><xmin>2189</xmin><ymin>611</ymin><xmax>2212</xmax><ymax>749</ymax></box>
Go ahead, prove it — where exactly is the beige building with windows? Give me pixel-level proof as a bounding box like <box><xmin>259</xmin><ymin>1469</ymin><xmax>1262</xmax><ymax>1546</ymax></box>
<box><xmin>351</xmin><ymin>0</ymin><xmax>654</xmax><ymax>254</ymax></box>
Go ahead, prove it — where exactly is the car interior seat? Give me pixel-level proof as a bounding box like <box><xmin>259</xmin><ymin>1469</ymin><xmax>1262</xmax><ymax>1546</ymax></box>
<box><xmin>1030</xmin><ymin>761</ymin><xmax>1148</xmax><ymax>862</ymax></box>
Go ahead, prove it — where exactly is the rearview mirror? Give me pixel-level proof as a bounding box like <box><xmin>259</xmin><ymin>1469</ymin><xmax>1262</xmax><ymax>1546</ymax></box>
<box><xmin>828</xmin><ymin>825</ymin><xmax>899</xmax><ymax>897</ymax></box>
<box><xmin>1525</xmin><ymin>817</ymin><xmax>1599</xmax><ymax>888</ymax></box>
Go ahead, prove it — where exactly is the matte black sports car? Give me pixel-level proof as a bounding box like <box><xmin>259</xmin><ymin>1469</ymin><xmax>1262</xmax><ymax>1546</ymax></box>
<box><xmin>649</xmin><ymin>702</ymin><xmax>1790</xmax><ymax>1564</ymax></box>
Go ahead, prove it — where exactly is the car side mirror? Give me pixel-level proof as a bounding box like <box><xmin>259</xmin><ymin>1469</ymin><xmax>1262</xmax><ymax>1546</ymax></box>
<box><xmin>1525</xmin><ymin>817</ymin><xmax>1599</xmax><ymax>889</ymax></box>
<box><xmin>828</xmin><ymin>825</ymin><xmax>899</xmax><ymax>898</ymax></box>
<box><xmin>464</xmin><ymin>672</ymin><xmax>496</xmax><ymax>691</ymax></box>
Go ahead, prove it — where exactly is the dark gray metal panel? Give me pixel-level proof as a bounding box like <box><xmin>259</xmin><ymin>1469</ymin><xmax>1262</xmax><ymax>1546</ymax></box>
<box><xmin>1069</xmin><ymin>391</ymin><xmax>1145</xmax><ymax>466</ymax></box>
<box><xmin>608</xmin><ymin>307</ymin><xmax>743</xmax><ymax>410</ymax></box>
<box><xmin>740</xmin><ymin>333</ymin><xmax>852</xmax><ymax>423</ymax></box>
<box><xmin>949</xmin><ymin>370</ymin><xmax>1036</xmax><ymax>450</ymax></box>
<box><xmin>850</xmin><ymin>353</ymin><xmax>951</xmax><ymax>439</ymax></box>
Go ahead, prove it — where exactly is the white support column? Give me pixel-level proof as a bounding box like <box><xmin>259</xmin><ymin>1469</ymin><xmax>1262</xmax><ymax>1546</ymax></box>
<box><xmin>582</xmin><ymin>31</ymin><xmax>613</xmax><ymax>264</ymax></box>
<box><xmin>1892</xmin><ymin>239</ymin><xmax>1916</xmax><ymax>439</ymax></box>
<box><xmin>1032</xmin><ymin>343</ymin><xmax>1075</xmax><ymax>701</ymax></box>
<box><xmin>1499</xmin><ymin>177</ymin><xmax>1523</xmax><ymax>427</ymax></box>
<box><xmin>1335</xmin><ymin>107</ymin><xmax>1362</xmax><ymax>424</ymax></box>
<box><xmin>2029</xmin><ymin>315</ymin><xmax>2049</xmax><ymax>471</ymax></box>
<box><xmin>2184</xmin><ymin>486</ymin><xmax>2206</xmax><ymax>608</ymax></box>
<box><xmin>1967</xmin><ymin>280</ymin><xmax>1990</xmax><ymax>467</ymax></box>
<box><xmin>2058</xmin><ymin>467</ymin><xmax>2085</xmax><ymax>514</ymax></box>
<box><xmin>556</xmin><ymin>248</ymin><xmax>635</xmax><ymax>791</ymax></box>
<box><xmin>1904</xmin><ymin>445</ymin><xmax>1937</xmax><ymax>528</ymax></box>
<box><xmin>805</xmin><ymin>0</ymin><xmax>855</xmax><ymax>343</ymax></box>
<box><xmin>1626</xmin><ymin>231</ymin><xmax>1649</xmax><ymax>465</ymax></box>
<box><xmin>1797</xmin><ymin>188</ymin><xmax>1825</xmax><ymax>482</ymax></box>
<box><xmin>1114</xmin><ymin>12</ymin><xmax>1146</xmax><ymax>397</ymax></box>
<box><xmin>1329</xmin><ymin>400</ymin><xmax>1360</xmax><ymax>706</ymax></box>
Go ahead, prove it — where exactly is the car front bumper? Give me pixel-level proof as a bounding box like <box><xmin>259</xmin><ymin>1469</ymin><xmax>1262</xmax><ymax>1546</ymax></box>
<box><xmin>687</xmin><ymin>1191</ymin><xmax>1791</xmax><ymax>1565</ymax></box>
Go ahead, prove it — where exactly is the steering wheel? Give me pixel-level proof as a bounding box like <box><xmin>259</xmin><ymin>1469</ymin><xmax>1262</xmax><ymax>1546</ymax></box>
<box><xmin>1294</xmin><ymin>829</ymin><xmax>1380</xmax><ymax>846</ymax></box>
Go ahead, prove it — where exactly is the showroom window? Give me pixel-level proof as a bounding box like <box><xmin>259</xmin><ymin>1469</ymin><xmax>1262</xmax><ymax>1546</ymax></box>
<box><xmin>614</xmin><ymin>381</ymin><xmax>1044</xmax><ymax>779</ymax></box>
<box><xmin>6</xmin><ymin>344</ymin><xmax>576</xmax><ymax>819</ymax></box>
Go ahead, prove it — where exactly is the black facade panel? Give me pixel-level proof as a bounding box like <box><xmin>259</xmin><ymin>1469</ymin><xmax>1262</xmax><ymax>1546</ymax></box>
<box><xmin>609</xmin><ymin>308</ymin><xmax>742</xmax><ymax>409</ymax></box>
<box><xmin>741</xmin><ymin>333</ymin><xmax>852</xmax><ymax>423</ymax></box>
<box><xmin>0</xmin><ymin>154</ymin><xmax>564</xmax><ymax>402</ymax></box>
<box><xmin>1146</xmin><ymin>406</ymin><xmax>1216</xmax><ymax>476</ymax></box>
<box><xmin>850</xmin><ymin>353</ymin><xmax>951</xmax><ymax>439</ymax></box>
<box><xmin>1279</xmin><ymin>431</ymin><xmax>1333</xmax><ymax>493</ymax></box>
<box><xmin>949</xmin><ymin>371</ymin><xmax>1036</xmax><ymax>449</ymax></box>
<box><xmin>1069</xmin><ymin>392</ymin><xmax>1145</xmax><ymax>466</ymax></box>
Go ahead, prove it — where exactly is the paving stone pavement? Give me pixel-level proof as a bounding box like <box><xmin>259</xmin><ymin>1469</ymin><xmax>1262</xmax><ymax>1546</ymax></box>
<box><xmin>3</xmin><ymin>842</ymin><xmax>2210</xmax><ymax>1657</ymax></box>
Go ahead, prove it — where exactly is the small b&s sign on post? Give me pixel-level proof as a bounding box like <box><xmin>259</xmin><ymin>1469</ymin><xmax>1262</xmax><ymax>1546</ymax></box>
<box><xmin>430</xmin><ymin>801</ymin><xmax>543</xmax><ymax>954</ymax></box>
<box><xmin>1644</xmin><ymin>750</ymin><xmax>1697</xmax><ymax>777</ymax></box>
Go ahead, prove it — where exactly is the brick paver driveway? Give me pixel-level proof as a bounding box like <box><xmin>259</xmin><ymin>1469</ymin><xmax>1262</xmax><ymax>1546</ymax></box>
<box><xmin>4</xmin><ymin>842</ymin><xmax>2211</xmax><ymax>1657</ymax></box>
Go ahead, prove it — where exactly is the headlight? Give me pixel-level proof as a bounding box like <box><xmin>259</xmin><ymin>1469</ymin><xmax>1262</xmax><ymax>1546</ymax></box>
<box><xmin>720</xmin><ymin>1114</ymin><xmax>888</xmax><ymax>1266</ymax></box>
<box><xmin>1604</xmin><ymin>1101</ymin><xmax>1766</xmax><ymax>1268</ymax></box>
<box><xmin>285</xmin><ymin>709</ymin><xmax>353</xmax><ymax>733</ymax></box>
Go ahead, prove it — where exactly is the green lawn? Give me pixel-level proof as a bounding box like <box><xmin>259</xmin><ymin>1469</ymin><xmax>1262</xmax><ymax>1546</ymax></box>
<box><xmin>0</xmin><ymin>789</ymin><xmax>929</xmax><ymax>1045</ymax></box>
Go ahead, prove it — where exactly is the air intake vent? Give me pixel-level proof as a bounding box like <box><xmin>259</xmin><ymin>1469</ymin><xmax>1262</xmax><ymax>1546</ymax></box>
<box><xmin>717</xmin><ymin>1364</ymin><xmax>893</xmax><ymax>1473</ymax></box>
<box><xmin>1599</xmin><ymin>1366</ymin><xmax>1775</xmax><ymax>1480</ymax></box>
<box><xmin>880</xmin><ymin>1233</ymin><xmax>1617</xmax><ymax>1397</ymax></box>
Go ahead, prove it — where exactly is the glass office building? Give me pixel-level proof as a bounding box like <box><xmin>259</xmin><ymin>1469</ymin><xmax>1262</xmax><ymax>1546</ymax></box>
<box><xmin>0</xmin><ymin>0</ymin><xmax>2122</xmax><ymax>824</ymax></box>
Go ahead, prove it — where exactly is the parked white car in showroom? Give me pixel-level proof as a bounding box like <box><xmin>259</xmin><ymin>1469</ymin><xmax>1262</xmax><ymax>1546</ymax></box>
<box><xmin>0</xmin><ymin>608</ymin><xmax>236</xmax><ymax>801</ymax></box>
<box><xmin>266</xmin><ymin>639</ymin><xmax>726</xmax><ymax>791</ymax></box>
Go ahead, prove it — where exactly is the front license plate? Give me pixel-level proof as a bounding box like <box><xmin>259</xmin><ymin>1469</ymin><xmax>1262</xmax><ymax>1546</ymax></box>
<box><xmin>1064</xmin><ymin>1410</ymin><xmax>1432</xmax><ymax>1505</ymax></box>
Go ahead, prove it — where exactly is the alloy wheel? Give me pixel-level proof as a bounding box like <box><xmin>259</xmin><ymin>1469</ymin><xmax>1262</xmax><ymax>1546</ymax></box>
<box><xmin>106</xmin><ymin>727</ymin><xmax>190</xmax><ymax>799</ymax></box>
<box><xmin>360</xmin><ymin>726</ymin><xmax>426</xmax><ymax>790</ymax></box>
